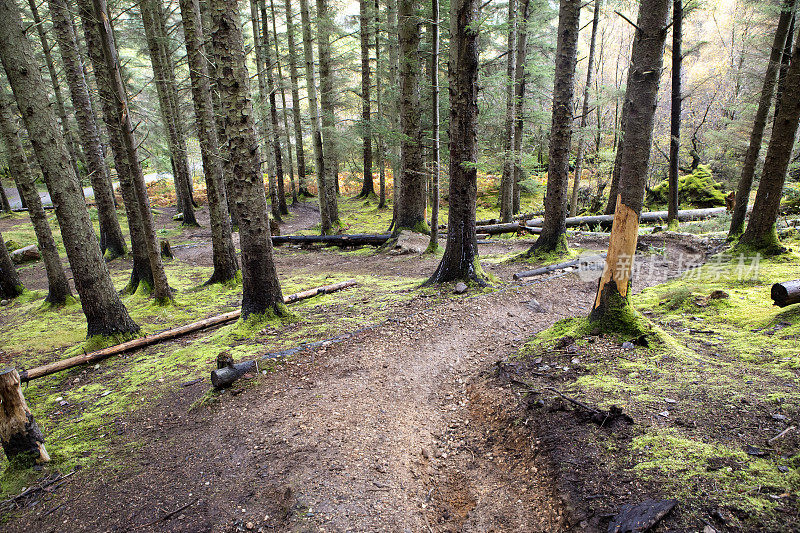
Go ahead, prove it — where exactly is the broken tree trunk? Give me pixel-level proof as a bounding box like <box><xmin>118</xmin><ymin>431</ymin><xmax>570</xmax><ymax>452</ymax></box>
<box><xmin>19</xmin><ymin>280</ymin><xmax>358</xmax><ymax>382</ymax></box>
<box><xmin>771</xmin><ymin>279</ymin><xmax>800</xmax><ymax>307</ymax></box>
<box><xmin>526</xmin><ymin>207</ymin><xmax>727</xmax><ymax>228</ymax></box>
<box><xmin>514</xmin><ymin>253</ymin><xmax>606</xmax><ymax>280</ymax></box>
<box><xmin>0</xmin><ymin>368</ymin><xmax>50</xmax><ymax>465</ymax></box>
<box><xmin>271</xmin><ymin>234</ymin><xmax>391</xmax><ymax>246</ymax></box>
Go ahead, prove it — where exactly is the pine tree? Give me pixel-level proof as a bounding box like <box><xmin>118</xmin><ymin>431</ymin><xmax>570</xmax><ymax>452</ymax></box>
<box><xmin>283</xmin><ymin>0</ymin><xmax>310</xmax><ymax>197</ymax></box>
<box><xmin>357</xmin><ymin>0</ymin><xmax>375</xmax><ymax>198</ymax></box>
<box><xmin>427</xmin><ymin>0</ymin><xmax>485</xmax><ymax>284</ymax></box>
<box><xmin>499</xmin><ymin>0</ymin><xmax>517</xmax><ymax>223</ymax></box>
<box><xmin>208</xmin><ymin>0</ymin><xmax>287</xmax><ymax>318</ymax></box>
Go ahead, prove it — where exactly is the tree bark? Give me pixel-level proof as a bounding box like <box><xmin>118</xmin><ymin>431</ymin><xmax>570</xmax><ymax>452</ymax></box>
<box><xmin>0</xmin><ymin>230</ymin><xmax>24</xmax><ymax>299</ymax></box>
<box><xmin>91</xmin><ymin>0</ymin><xmax>172</xmax><ymax>302</ymax></box>
<box><xmin>511</xmin><ymin>0</ymin><xmax>532</xmax><ymax>214</ymax></box>
<box><xmin>375</xmin><ymin>0</ymin><xmax>387</xmax><ymax>208</ymax></box>
<box><xmin>0</xmin><ymin>369</ymin><xmax>49</xmax><ymax>466</ymax></box>
<box><xmin>0</xmin><ymin>91</ymin><xmax>72</xmax><ymax>305</ymax></box>
<box><xmin>427</xmin><ymin>0</ymin><xmax>440</xmax><ymax>252</ymax></box>
<box><xmin>316</xmin><ymin>0</ymin><xmax>341</xmax><ymax>222</ymax></box>
<box><xmin>740</xmin><ymin>26</ymin><xmax>800</xmax><ymax>252</ymax></box>
<box><xmin>178</xmin><ymin>0</ymin><xmax>238</xmax><ymax>284</ymax></box>
<box><xmin>140</xmin><ymin>0</ymin><xmax>197</xmax><ymax>226</ymax></box>
<box><xmin>357</xmin><ymin>0</ymin><xmax>375</xmax><ymax>198</ymax></box>
<box><xmin>0</xmin><ymin>0</ymin><xmax>140</xmax><ymax>335</ymax></box>
<box><xmin>209</xmin><ymin>0</ymin><xmax>287</xmax><ymax>319</ymax></box>
<box><xmin>283</xmin><ymin>0</ymin><xmax>309</xmax><ymax>196</ymax></box>
<box><xmin>269</xmin><ymin>0</ymin><xmax>297</xmax><ymax>205</ymax></box>
<box><xmin>26</xmin><ymin>0</ymin><xmax>82</xmax><ymax>181</ymax></box>
<box><xmin>774</xmin><ymin>14</ymin><xmax>796</xmax><ymax>126</ymax></box>
<box><xmin>75</xmin><ymin>0</ymin><xmax>153</xmax><ymax>293</ymax></box>
<box><xmin>729</xmin><ymin>0</ymin><xmax>796</xmax><ymax>238</ymax></box>
<box><xmin>259</xmin><ymin>0</ymin><xmax>288</xmax><ymax>216</ymax></box>
<box><xmin>0</xmin><ymin>181</ymin><xmax>10</xmax><ymax>213</ymax></box>
<box><xmin>499</xmin><ymin>0</ymin><xmax>516</xmax><ymax>223</ymax></box>
<box><xmin>771</xmin><ymin>279</ymin><xmax>800</xmax><ymax>307</ymax></box>
<box><xmin>427</xmin><ymin>0</ymin><xmax>484</xmax><ymax>284</ymax></box>
<box><xmin>299</xmin><ymin>0</ymin><xmax>336</xmax><ymax>234</ymax></box>
<box><xmin>395</xmin><ymin>0</ymin><xmax>427</xmax><ymax>235</ymax></box>
<box><xmin>590</xmin><ymin>0</ymin><xmax>670</xmax><ymax>329</ymax></box>
<box><xmin>667</xmin><ymin>0</ymin><xmax>683</xmax><ymax>227</ymax></box>
<box><xmin>569</xmin><ymin>0</ymin><xmax>602</xmax><ymax>218</ymax></box>
<box><xmin>249</xmin><ymin>0</ymin><xmax>281</xmax><ymax>223</ymax></box>
<box><xmin>48</xmin><ymin>0</ymin><xmax>127</xmax><ymax>260</ymax></box>
<box><xmin>387</xmin><ymin>0</ymin><xmax>400</xmax><ymax>227</ymax></box>
<box><xmin>527</xmin><ymin>0</ymin><xmax>581</xmax><ymax>255</ymax></box>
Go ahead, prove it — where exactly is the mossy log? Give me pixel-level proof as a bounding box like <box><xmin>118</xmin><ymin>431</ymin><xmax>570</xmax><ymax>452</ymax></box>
<box><xmin>525</xmin><ymin>207</ymin><xmax>727</xmax><ymax>228</ymax></box>
<box><xmin>771</xmin><ymin>279</ymin><xmax>800</xmax><ymax>307</ymax></box>
<box><xmin>18</xmin><ymin>280</ymin><xmax>358</xmax><ymax>382</ymax></box>
<box><xmin>271</xmin><ymin>234</ymin><xmax>391</xmax><ymax>246</ymax></box>
<box><xmin>0</xmin><ymin>368</ymin><xmax>50</xmax><ymax>465</ymax></box>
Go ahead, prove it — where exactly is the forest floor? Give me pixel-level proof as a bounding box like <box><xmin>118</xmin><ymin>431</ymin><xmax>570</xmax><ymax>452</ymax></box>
<box><xmin>0</xmin><ymin>195</ymin><xmax>798</xmax><ymax>532</ymax></box>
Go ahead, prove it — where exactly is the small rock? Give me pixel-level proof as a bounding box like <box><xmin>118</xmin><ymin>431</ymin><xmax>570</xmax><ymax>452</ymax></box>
<box><xmin>778</xmin><ymin>465</ymin><xmax>789</xmax><ymax>473</ymax></box>
<box><xmin>772</xmin><ymin>414</ymin><xmax>787</xmax><ymax>421</ymax></box>
<box><xmin>664</xmin><ymin>398</ymin><xmax>678</xmax><ymax>404</ymax></box>
<box><xmin>59</xmin><ymin>400</ymin><xmax>69</xmax><ymax>407</ymax></box>
<box><xmin>533</xmin><ymin>357</ymin><xmax>543</xmax><ymax>364</ymax></box>
<box><xmin>526</xmin><ymin>299</ymin><xmax>547</xmax><ymax>313</ymax></box>
<box><xmin>453</xmin><ymin>282</ymin><xmax>468</xmax><ymax>294</ymax></box>
<box><xmin>0</xmin><ymin>299</ymin><xmax>9</xmax><ymax>306</ymax></box>
<box><xmin>658</xmin><ymin>411</ymin><xmax>670</xmax><ymax>417</ymax></box>
<box><xmin>621</xmin><ymin>341</ymin><xmax>635</xmax><ymax>350</ymax></box>
<box><xmin>246</xmin><ymin>522</ymin><xmax>255</xmax><ymax>530</ymax></box>
<box><xmin>709</xmin><ymin>290</ymin><xmax>729</xmax><ymax>300</ymax></box>
<box><xmin>10</xmin><ymin>244</ymin><xmax>40</xmax><ymax>264</ymax></box>
<box><xmin>704</xmin><ymin>526</ymin><xmax>717</xmax><ymax>533</ymax></box>
<box><xmin>571</xmin><ymin>357</ymin><xmax>580</xmax><ymax>365</ymax></box>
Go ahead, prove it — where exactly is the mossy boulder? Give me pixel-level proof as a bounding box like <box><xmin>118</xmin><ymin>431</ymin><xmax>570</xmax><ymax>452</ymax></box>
<box><xmin>646</xmin><ymin>165</ymin><xmax>726</xmax><ymax>209</ymax></box>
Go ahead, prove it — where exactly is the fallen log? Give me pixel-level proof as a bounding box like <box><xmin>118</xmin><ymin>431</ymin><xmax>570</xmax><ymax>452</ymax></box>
<box><xmin>272</xmin><ymin>234</ymin><xmax>391</xmax><ymax>247</ymax></box>
<box><xmin>19</xmin><ymin>280</ymin><xmax>358</xmax><ymax>382</ymax></box>
<box><xmin>771</xmin><ymin>279</ymin><xmax>800</xmax><ymax>307</ymax></box>
<box><xmin>525</xmin><ymin>207</ymin><xmax>728</xmax><ymax>228</ymax></box>
<box><xmin>513</xmin><ymin>253</ymin><xmax>606</xmax><ymax>280</ymax></box>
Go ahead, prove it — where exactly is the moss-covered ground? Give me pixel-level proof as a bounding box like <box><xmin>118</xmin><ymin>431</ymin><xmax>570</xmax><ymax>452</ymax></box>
<box><xmin>511</xmin><ymin>232</ymin><xmax>800</xmax><ymax>530</ymax></box>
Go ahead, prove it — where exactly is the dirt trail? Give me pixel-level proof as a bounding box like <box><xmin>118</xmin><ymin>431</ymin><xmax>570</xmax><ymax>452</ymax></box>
<box><xmin>13</xmin><ymin>270</ymin><xmax>590</xmax><ymax>532</ymax></box>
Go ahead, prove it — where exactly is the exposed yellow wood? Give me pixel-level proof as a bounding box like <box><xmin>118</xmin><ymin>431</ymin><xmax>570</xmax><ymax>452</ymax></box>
<box><xmin>594</xmin><ymin>194</ymin><xmax>640</xmax><ymax>308</ymax></box>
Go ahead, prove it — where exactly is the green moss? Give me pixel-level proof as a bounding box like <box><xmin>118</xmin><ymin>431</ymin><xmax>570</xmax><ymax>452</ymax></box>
<box><xmin>590</xmin><ymin>284</ymin><xmax>649</xmax><ymax>337</ymax></box>
<box><xmin>646</xmin><ymin>165</ymin><xmax>726</xmax><ymax>208</ymax></box>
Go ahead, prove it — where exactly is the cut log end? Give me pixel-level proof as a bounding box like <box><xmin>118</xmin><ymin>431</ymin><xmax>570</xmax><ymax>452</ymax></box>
<box><xmin>771</xmin><ymin>280</ymin><xmax>800</xmax><ymax>308</ymax></box>
<box><xmin>0</xmin><ymin>368</ymin><xmax>50</xmax><ymax>466</ymax></box>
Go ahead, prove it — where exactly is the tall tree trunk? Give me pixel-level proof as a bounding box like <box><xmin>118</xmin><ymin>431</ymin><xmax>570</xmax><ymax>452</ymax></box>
<box><xmin>375</xmin><ymin>0</ymin><xmax>387</xmax><ymax>208</ymax></box>
<box><xmin>740</xmin><ymin>26</ymin><xmax>800</xmax><ymax>252</ymax></box>
<box><xmin>395</xmin><ymin>0</ymin><xmax>426</xmax><ymax>235</ymax></box>
<box><xmin>299</xmin><ymin>0</ymin><xmax>337</xmax><ymax>233</ymax></box>
<box><xmin>199</xmin><ymin>3</ymin><xmax>239</xmax><ymax>229</ymax></box>
<box><xmin>259</xmin><ymin>0</ymin><xmax>288</xmax><ymax>216</ymax></box>
<box><xmin>667</xmin><ymin>0</ymin><xmax>683</xmax><ymax>227</ymax></box>
<box><xmin>316</xmin><ymin>0</ymin><xmax>341</xmax><ymax>223</ymax></box>
<box><xmin>511</xmin><ymin>0</ymin><xmax>531</xmax><ymax>214</ymax></box>
<box><xmin>75</xmin><ymin>0</ymin><xmax>153</xmax><ymax>293</ymax></box>
<box><xmin>774</xmin><ymin>14</ymin><xmax>796</xmax><ymax>126</ymax></box>
<box><xmin>48</xmin><ymin>0</ymin><xmax>127</xmax><ymax>260</ymax></box>
<box><xmin>140</xmin><ymin>0</ymin><xmax>197</xmax><ymax>226</ymax></box>
<box><xmin>0</xmin><ymin>231</ymin><xmax>24</xmax><ymax>300</ymax></box>
<box><xmin>527</xmin><ymin>0</ymin><xmax>581</xmax><ymax>255</ymax></box>
<box><xmin>249</xmin><ymin>0</ymin><xmax>281</xmax><ymax>223</ymax></box>
<box><xmin>269</xmin><ymin>0</ymin><xmax>297</xmax><ymax>205</ymax></box>
<box><xmin>0</xmin><ymin>177</ymin><xmax>10</xmax><ymax>212</ymax></box>
<box><xmin>499</xmin><ymin>0</ymin><xmax>516</xmax><ymax>223</ymax></box>
<box><xmin>0</xmin><ymin>90</ymin><xmax>72</xmax><ymax>305</ymax></box>
<box><xmin>178</xmin><ymin>0</ymin><xmax>238</xmax><ymax>283</ymax></box>
<box><xmin>427</xmin><ymin>0</ymin><xmax>440</xmax><ymax>252</ymax></box>
<box><xmin>26</xmin><ymin>0</ymin><xmax>82</xmax><ymax>180</ymax></box>
<box><xmin>91</xmin><ymin>0</ymin><xmax>172</xmax><ymax>302</ymax></box>
<box><xmin>283</xmin><ymin>0</ymin><xmax>309</xmax><ymax>196</ymax></box>
<box><xmin>0</xmin><ymin>0</ymin><xmax>140</xmax><ymax>335</ymax></box>
<box><xmin>590</xmin><ymin>0</ymin><xmax>670</xmax><ymax>329</ymax></box>
<box><xmin>569</xmin><ymin>0</ymin><xmax>602</xmax><ymax>218</ymax></box>
<box><xmin>208</xmin><ymin>0</ymin><xmax>287</xmax><ymax>319</ymax></box>
<box><xmin>387</xmin><ymin>0</ymin><xmax>401</xmax><ymax>228</ymax></box>
<box><xmin>357</xmin><ymin>0</ymin><xmax>375</xmax><ymax>198</ymax></box>
<box><xmin>427</xmin><ymin>0</ymin><xmax>483</xmax><ymax>283</ymax></box>
<box><xmin>729</xmin><ymin>0</ymin><xmax>796</xmax><ymax>238</ymax></box>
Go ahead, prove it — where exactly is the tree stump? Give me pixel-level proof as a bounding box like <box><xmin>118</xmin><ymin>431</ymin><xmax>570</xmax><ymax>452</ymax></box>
<box><xmin>0</xmin><ymin>368</ymin><xmax>50</xmax><ymax>465</ymax></box>
<box><xmin>160</xmin><ymin>239</ymin><xmax>174</xmax><ymax>259</ymax></box>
